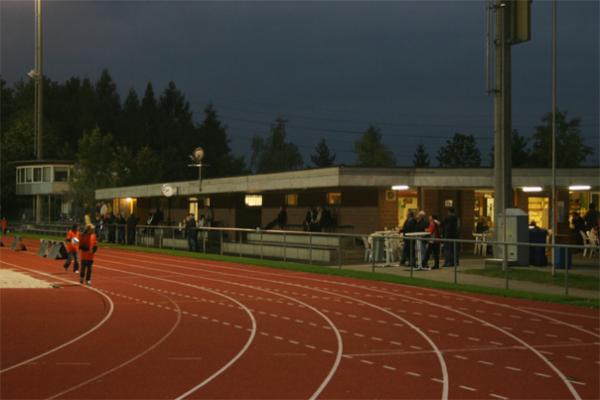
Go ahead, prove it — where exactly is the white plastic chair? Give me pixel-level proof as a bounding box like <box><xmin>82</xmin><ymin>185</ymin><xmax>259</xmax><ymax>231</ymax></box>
<box><xmin>580</xmin><ymin>231</ymin><xmax>592</xmax><ymax>257</ymax></box>
<box><xmin>362</xmin><ymin>236</ymin><xmax>373</xmax><ymax>262</ymax></box>
<box><xmin>585</xmin><ymin>230</ymin><xmax>598</xmax><ymax>258</ymax></box>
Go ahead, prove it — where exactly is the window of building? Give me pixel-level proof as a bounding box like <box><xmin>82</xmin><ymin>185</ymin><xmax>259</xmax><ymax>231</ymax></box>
<box><xmin>203</xmin><ymin>197</ymin><xmax>211</xmax><ymax>207</ymax></box>
<box><xmin>26</xmin><ymin>168</ymin><xmax>32</xmax><ymax>183</ymax></box>
<box><xmin>189</xmin><ymin>198</ymin><xmax>198</xmax><ymax>218</ymax></box>
<box><xmin>33</xmin><ymin>167</ymin><xmax>42</xmax><ymax>182</ymax></box>
<box><xmin>245</xmin><ymin>194</ymin><xmax>263</xmax><ymax>207</ymax></box>
<box><xmin>327</xmin><ymin>192</ymin><xmax>341</xmax><ymax>206</ymax></box>
<box><xmin>286</xmin><ymin>193</ymin><xmax>298</xmax><ymax>206</ymax></box>
<box><xmin>42</xmin><ymin>166</ymin><xmax>51</xmax><ymax>182</ymax></box>
<box><xmin>54</xmin><ymin>167</ymin><xmax>69</xmax><ymax>182</ymax></box>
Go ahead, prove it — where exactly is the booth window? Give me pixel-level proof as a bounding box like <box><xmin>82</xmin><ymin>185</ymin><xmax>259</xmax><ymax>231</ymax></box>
<box><xmin>245</xmin><ymin>195</ymin><xmax>263</xmax><ymax>207</ymax></box>
<box><xmin>33</xmin><ymin>167</ymin><xmax>42</xmax><ymax>182</ymax></box>
<box><xmin>286</xmin><ymin>193</ymin><xmax>298</xmax><ymax>206</ymax></box>
<box><xmin>327</xmin><ymin>192</ymin><xmax>342</xmax><ymax>205</ymax></box>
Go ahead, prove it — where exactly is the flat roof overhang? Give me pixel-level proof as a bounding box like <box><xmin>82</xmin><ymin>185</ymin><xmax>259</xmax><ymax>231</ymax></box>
<box><xmin>95</xmin><ymin>167</ymin><xmax>600</xmax><ymax>200</ymax></box>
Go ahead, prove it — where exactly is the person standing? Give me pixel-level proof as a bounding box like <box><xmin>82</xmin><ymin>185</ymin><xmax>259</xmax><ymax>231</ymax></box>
<box><xmin>442</xmin><ymin>207</ymin><xmax>459</xmax><ymax>267</ymax></box>
<box><xmin>400</xmin><ymin>211</ymin><xmax>416</xmax><ymax>266</ymax></box>
<box><xmin>414</xmin><ymin>211</ymin><xmax>428</xmax><ymax>269</ymax></box>
<box><xmin>64</xmin><ymin>224</ymin><xmax>80</xmax><ymax>273</ymax></box>
<box><xmin>571</xmin><ymin>211</ymin><xmax>586</xmax><ymax>246</ymax></box>
<box><xmin>126</xmin><ymin>213</ymin><xmax>138</xmax><ymax>245</ymax></box>
<box><xmin>423</xmin><ymin>214</ymin><xmax>441</xmax><ymax>269</ymax></box>
<box><xmin>584</xmin><ymin>203</ymin><xmax>599</xmax><ymax>231</ymax></box>
<box><xmin>185</xmin><ymin>214</ymin><xmax>197</xmax><ymax>252</ymax></box>
<box><xmin>79</xmin><ymin>224</ymin><xmax>98</xmax><ymax>285</ymax></box>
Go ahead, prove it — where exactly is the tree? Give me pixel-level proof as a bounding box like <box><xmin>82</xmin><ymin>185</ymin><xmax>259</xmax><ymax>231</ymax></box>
<box><xmin>197</xmin><ymin>104</ymin><xmax>246</xmax><ymax>178</ymax></box>
<box><xmin>489</xmin><ymin>129</ymin><xmax>532</xmax><ymax>167</ymax></box>
<box><xmin>310</xmin><ymin>138</ymin><xmax>336</xmax><ymax>167</ymax></box>
<box><xmin>529</xmin><ymin>110</ymin><xmax>593</xmax><ymax>167</ymax></box>
<box><xmin>413</xmin><ymin>144</ymin><xmax>431</xmax><ymax>167</ymax></box>
<box><xmin>70</xmin><ymin>128</ymin><xmax>121</xmax><ymax>209</ymax></box>
<box><xmin>119</xmin><ymin>88</ymin><xmax>142</xmax><ymax>150</ymax></box>
<box><xmin>436</xmin><ymin>132</ymin><xmax>481</xmax><ymax>167</ymax></box>
<box><xmin>250</xmin><ymin>117</ymin><xmax>303</xmax><ymax>173</ymax></box>
<box><xmin>353</xmin><ymin>125</ymin><xmax>396</xmax><ymax>167</ymax></box>
<box><xmin>94</xmin><ymin>69</ymin><xmax>121</xmax><ymax>135</ymax></box>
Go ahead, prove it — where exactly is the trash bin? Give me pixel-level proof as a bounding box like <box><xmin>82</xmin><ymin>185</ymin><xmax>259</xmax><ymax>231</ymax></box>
<box><xmin>528</xmin><ymin>228</ymin><xmax>548</xmax><ymax>266</ymax></box>
<box><xmin>554</xmin><ymin>247</ymin><xmax>572</xmax><ymax>269</ymax></box>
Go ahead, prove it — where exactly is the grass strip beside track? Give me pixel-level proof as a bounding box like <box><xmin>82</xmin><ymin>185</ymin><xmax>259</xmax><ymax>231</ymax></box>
<box><xmin>463</xmin><ymin>267</ymin><xmax>600</xmax><ymax>291</ymax></box>
<box><xmin>12</xmin><ymin>231</ymin><xmax>599</xmax><ymax>309</ymax></box>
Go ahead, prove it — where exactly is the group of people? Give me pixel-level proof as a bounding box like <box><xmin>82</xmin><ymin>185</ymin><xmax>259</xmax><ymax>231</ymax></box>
<box><xmin>398</xmin><ymin>207</ymin><xmax>460</xmax><ymax>269</ymax></box>
<box><xmin>181</xmin><ymin>209</ymin><xmax>213</xmax><ymax>252</ymax></box>
<box><xmin>63</xmin><ymin>223</ymin><xmax>98</xmax><ymax>285</ymax></box>
<box><xmin>303</xmin><ymin>206</ymin><xmax>335</xmax><ymax>232</ymax></box>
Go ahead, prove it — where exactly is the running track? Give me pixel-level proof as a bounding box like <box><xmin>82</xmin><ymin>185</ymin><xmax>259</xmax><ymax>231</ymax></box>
<box><xmin>1</xmin><ymin>238</ymin><xmax>599</xmax><ymax>399</ymax></box>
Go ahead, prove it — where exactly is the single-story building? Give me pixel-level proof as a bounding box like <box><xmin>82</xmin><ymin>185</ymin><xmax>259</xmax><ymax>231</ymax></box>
<box><xmin>94</xmin><ymin>167</ymin><xmax>599</xmax><ymax>241</ymax></box>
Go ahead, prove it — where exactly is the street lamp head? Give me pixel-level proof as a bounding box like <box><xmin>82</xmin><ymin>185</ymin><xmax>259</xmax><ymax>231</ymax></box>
<box><xmin>27</xmin><ymin>69</ymin><xmax>38</xmax><ymax>79</ymax></box>
<box><xmin>192</xmin><ymin>147</ymin><xmax>205</xmax><ymax>163</ymax></box>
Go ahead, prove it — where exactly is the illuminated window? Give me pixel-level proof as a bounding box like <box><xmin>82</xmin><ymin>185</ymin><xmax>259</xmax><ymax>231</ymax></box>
<box><xmin>203</xmin><ymin>197</ymin><xmax>211</xmax><ymax>207</ymax></box>
<box><xmin>327</xmin><ymin>192</ymin><xmax>341</xmax><ymax>205</ymax></box>
<box><xmin>189</xmin><ymin>198</ymin><xmax>198</xmax><ymax>217</ymax></box>
<box><xmin>286</xmin><ymin>194</ymin><xmax>298</xmax><ymax>206</ymax></box>
<box><xmin>245</xmin><ymin>195</ymin><xmax>263</xmax><ymax>207</ymax></box>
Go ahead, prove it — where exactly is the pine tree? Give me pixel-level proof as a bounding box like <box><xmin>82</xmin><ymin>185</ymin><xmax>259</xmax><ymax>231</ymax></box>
<box><xmin>310</xmin><ymin>138</ymin><xmax>336</xmax><ymax>167</ymax></box>
<box><xmin>353</xmin><ymin>125</ymin><xmax>396</xmax><ymax>167</ymax></box>
<box><xmin>412</xmin><ymin>144</ymin><xmax>430</xmax><ymax>167</ymax></box>
<box><xmin>436</xmin><ymin>133</ymin><xmax>481</xmax><ymax>167</ymax></box>
<box><xmin>250</xmin><ymin>117</ymin><xmax>303</xmax><ymax>173</ymax></box>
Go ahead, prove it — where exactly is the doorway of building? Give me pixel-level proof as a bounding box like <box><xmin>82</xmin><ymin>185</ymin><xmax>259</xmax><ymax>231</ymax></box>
<box><xmin>528</xmin><ymin>197</ymin><xmax>549</xmax><ymax>228</ymax></box>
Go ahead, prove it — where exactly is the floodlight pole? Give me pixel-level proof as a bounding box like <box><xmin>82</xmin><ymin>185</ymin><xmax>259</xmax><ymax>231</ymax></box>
<box><xmin>551</xmin><ymin>0</ymin><xmax>557</xmax><ymax>276</ymax></box>
<box><xmin>34</xmin><ymin>0</ymin><xmax>44</xmax><ymax>223</ymax></box>
<box><xmin>493</xmin><ymin>1</ymin><xmax>512</xmax><ymax>260</ymax></box>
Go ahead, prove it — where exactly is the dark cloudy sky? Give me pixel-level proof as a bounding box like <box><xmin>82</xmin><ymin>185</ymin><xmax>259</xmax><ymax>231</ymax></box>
<box><xmin>2</xmin><ymin>0</ymin><xmax>598</xmax><ymax>166</ymax></box>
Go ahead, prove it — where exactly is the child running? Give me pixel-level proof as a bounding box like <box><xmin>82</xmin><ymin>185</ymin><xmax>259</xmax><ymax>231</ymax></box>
<box><xmin>64</xmin><ymin>224</ymin><xmax>80</xmax><ymax>273</ymax></box>
<box><xmin>79</xmin><ymin>224</ymin><xmax>97</xmax><ymax>285</ymax></box>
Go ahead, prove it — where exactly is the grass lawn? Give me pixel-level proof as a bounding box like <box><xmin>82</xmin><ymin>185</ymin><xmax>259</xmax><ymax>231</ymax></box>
<box><xmin>9</xmin><ymin>231</ymin><xmax>599</xmax><ymax>309</ymax></box>
<box><xmin>463</xmin><ymin>267</ymin><xmax>599</xmax><ymax>291</ymax></box>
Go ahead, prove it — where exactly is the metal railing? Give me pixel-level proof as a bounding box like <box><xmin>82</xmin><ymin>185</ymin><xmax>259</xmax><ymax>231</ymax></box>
<box><xmin>15</xmin><ymin>223</ymin><xmax>599</xmax><ymax>298</ymax></box>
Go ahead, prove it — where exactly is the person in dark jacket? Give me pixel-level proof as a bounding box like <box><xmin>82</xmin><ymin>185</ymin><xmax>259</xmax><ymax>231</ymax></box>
<box><xmin>584</xmin><ymin>203</ymin><xmax>599</xmax><ymax>231</ymax></box>
<box><xmin>185</xmin><ymin>214</ymin><xmax>197</xmax><ymax>252</ymax></box>
<box><xmin>442</xmin><ymin>207</ymin><xmax>460</xmax><ymax>267</ymax></box>
<box><xmin>126</xmin><ymin>213</ymin><xmax>139</xmax><ymax>245</ymax></box>
<box><xmin>400</xmin><ymin>211</ymin><xmax>416</xmax><ymax>266</ymax></box>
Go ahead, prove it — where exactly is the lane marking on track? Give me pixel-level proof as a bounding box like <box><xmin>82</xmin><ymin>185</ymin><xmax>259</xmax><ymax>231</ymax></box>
<box><xmin>459</xmin><ymin>385</ymin><xmax>477</xmax><ymax>392</ymax></box>
<box><xmin>505</xmin><ymin>366</ymin><xmax>521</xmax><ymax>371</ymax></box>
<box><xmin>95</xmin><ymin>249</ymin><xmax>450</xmax><ymax>399</ymax></box>
<box><xmin>47</xmin><ymin>287</ymin><xmax>184</xmax><ymax>400</ymax></box>
<box><xmin>477</xmin><ymin>360</ymin><xmax>494</xmax><ymax>366</ymax></box>
<box><xmin>568</xmin><ymin>380</ymin><xmax>586</xmax><ymax>386</ymax></box>
<box><xmin>431</xmin><ymin>378</ymin><xmax>444</xmax><ymax>384</ymax></box>
<box><xmin>534</xmin><ymin>372</ymin><xmax>552</xmax><ymax>378</ymax></box>
<box><xmin>406</xmin><ymin>371</ymin><xmax>421</xmax><ymax>377</ymax></box>
<box><xmin>565</xmin><ymin>355</ymin><xmax>581</xmax><ymax>361</ymax></box>
<box><xmin>383</xmin><ymin>365</ymin><xmax>396</xmax><ymax>371</ymax></box>
<box><xmin>490</xmin><ymin>341</ymin><xmax>504</xmax><ymax>346</ymax></box>
<box><xmin>360</xmin><ymin>359</ymin><xmax>374</xmax><ymax>365</ymax></box>
<box><xmin>55</xmin><ymin>362</ymin><xmax>91</xmax><ymax>366</ymax></box>
<box><xmin>453</xmin><ymin>355</ymin><xmax>468</xmax><ymax>360</ymax></box>
<box><xmin>0</xmin><ymin>260</ymin><xmax>115</xmax><ymax>375</ymax></box>
<box><xmin>490</xmin><ymin>393</ymin><xmax>508</xmax><ymax>399</ymax></box>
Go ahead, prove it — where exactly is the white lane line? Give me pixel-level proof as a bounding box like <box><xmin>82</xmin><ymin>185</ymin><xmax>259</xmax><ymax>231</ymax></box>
<box><xmin>97</xmin><ymin>250</ymin><xmax>448</xmax><ymax>399</ymax></box>
<box><xmin>448</xmin><ymin>333</ymin><xmax>459</xmax><ymax>337</ymax></box>
<box><xmin>468</xmin><ymin>337</ymin><xmax>481</xmax><ymax>342</ymax></box>
<box><xmin>47</xmin><ymin>287</ymin><xmax>184</xmax><ymax>400</ymax></box>
<box><xmin>289</xmin><ymin>340</ymin><xmax>300</xmax><ymax>345</ymax></box>
<box><xmin>371</xmin><ymin>337</ymin><xmax>383</xmax><ymax>342</ymax></box>
<box><xmin>360</xmin><ymin>359</ymin><xmax>374</xmax><ymax>365</ymax></box>
<box><xmin>490</xmin><ymin>341</ymin><xmax>504</xmax><ymax>346</ymax></box>
<box><xmin>545</xmin><ymin>333</ymin><xmax>558</xmax><ymax>338</ymax></box>
<box><xmin>406</xmin><ymin>371</ymin><xmax>421</xmax><ymax>377</ymax></box>
<box><xmin>477</xmin><ymin>360</ymin><xmax>494</xmax><ymax>366</ymax></box>
<box><xmin>534</xmin><ymin>372</ymin><xmax>552</xmax><ymax>378</ymax></box>
<box><xmin>428</xmin><ymin>329</ymin><xmax>440</xmax><ymax>334</ymax></box>
<box><xmin>453</xmin><ymin>355</ymin><xmax>468</xmax><ymax>360</ymax></box>
<box><xmin>410</xmin><ymin>345</ymin><xmax>422</xmax><ymax>350</ymax></box>
<box><xmin>569</xmin><ymin>380</ymin><xmax>586</xmax><ymax>386</ymax></box>
<box><xmin>431</xmin><ymin>378</ymin><xmax>444</xmax><ymax>384</ymax></box>
<box><xmin>490</xmin><ymin>393</ymin><xmax>508</xmax><ymax>400</ymax></box>
<box><xmin>0</xmin><ymin>261</ymin><xmax>116</xmax><ymax>375</ymax></box>
<box><xmin>569</xmin><ymin>337</ymin><xmax>583</xmax><ymax>342</ymax></box>
<box><xmin>505</xmin><ymin>366</ymin><xmax>521</xmax><ymax>371</ymax></box>
<box><xmin>383</xmin><ymin>365</ymin><xmax>396</xmax><ymax>371</ymax></box>
<box><xmin>539</xmin><ymin>350</ymin><xmax>554</xmax><ymax>355</ymax></box>
<box><xmin>305</xmin><ymin>344</ymin><xmax>316</xmax><ymax>350</ymax></box>
<box><xmin>390</xmin><ymin>341</ymin><xmax>402</xmax><ymax>346</ymax></box>
<box><xmin>342</xmin><ymin>355</ymin><xmax>353</xmax><ymax>359</ymax></box>
<box><xmin>459</xmin><ymin>385</ymin><xmax>477</xmax><ymax>392</ymax></box>
<box><xmin>566</xmin><ymin>355</ymin><xmax>582</xmax><ymax>361</ymax></box>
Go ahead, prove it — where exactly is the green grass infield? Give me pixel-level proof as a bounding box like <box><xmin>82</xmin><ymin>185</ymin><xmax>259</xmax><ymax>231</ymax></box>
<box><xmin>10</xmin><ymin>231</ymin><xmax>599</xmax><ymax>309</ymax></box>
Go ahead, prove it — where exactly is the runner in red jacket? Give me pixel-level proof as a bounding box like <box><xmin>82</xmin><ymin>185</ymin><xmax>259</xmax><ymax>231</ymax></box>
<box><xmin>79</xmin><ymin>224</ymin><xmax>98</xmax><ymax>285</ymax></box>
<box><xmin>63</xmin><ymin>224</ymin><xmax>80</xmax><ymax>273</ymax></box>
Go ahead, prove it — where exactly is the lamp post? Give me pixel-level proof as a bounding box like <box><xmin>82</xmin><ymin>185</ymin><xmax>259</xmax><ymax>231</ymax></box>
<box><xmin>188</xmin><ymin>147</ymin><xmax>207</xmax><ymax>192</ymax></box>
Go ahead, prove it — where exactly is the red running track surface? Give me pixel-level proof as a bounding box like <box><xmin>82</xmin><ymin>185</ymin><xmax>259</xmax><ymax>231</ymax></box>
<box><xmin>1</xmin><ymin>238</ymin><xmax>598</xmax><ymax>399</ymax></box>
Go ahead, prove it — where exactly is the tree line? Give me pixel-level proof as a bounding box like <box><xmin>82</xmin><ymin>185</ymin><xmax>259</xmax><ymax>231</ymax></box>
<box><xmin>1</xmin><ymin>70</ymin><xmax>594</xmax><ymax>211</ymax></box>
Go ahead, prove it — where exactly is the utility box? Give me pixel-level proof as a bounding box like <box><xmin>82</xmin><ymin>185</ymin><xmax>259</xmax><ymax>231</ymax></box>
<box><xmin>495</xmin><ymin>208</ymin><xmax>528</xmax><ymax>265</ymax></box>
